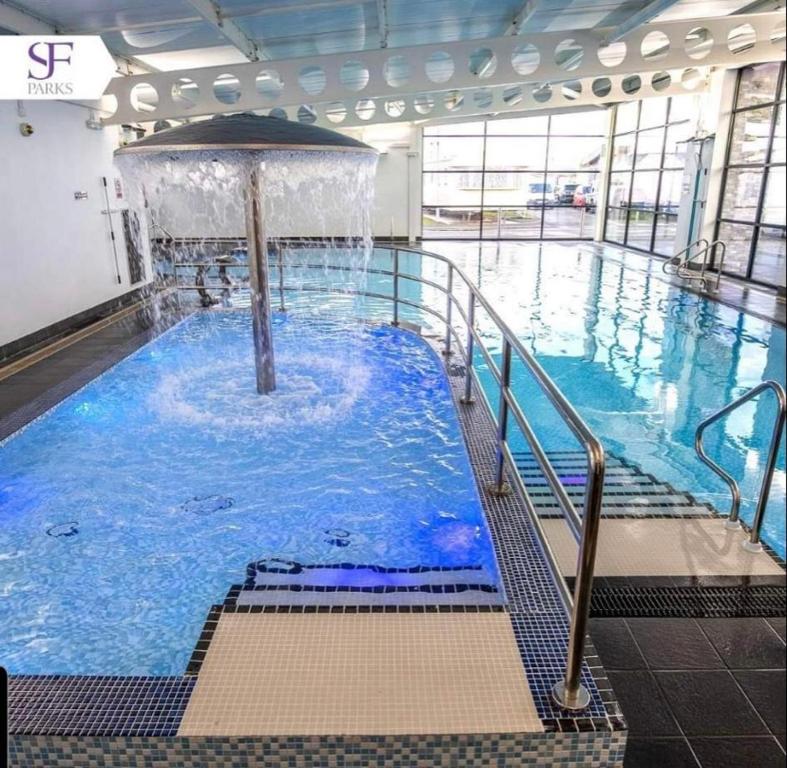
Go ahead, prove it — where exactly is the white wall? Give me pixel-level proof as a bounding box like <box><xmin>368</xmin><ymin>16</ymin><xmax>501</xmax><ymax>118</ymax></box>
<box><xmin>0</xmin><ymin>100</ymin><xmax>149</xmax><ymax>347</ymax></box>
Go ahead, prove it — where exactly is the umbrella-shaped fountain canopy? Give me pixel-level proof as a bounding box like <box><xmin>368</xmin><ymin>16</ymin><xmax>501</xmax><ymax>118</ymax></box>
<box><xmin>115</xmin><ymin>114</ymin><xmax>377</xmax><ymax>395</ymax></box>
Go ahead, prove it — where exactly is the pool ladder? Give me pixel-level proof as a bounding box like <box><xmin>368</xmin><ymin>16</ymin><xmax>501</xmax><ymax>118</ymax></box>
<box><xmin>663</xmin><ymin>238</ymin><xmax>727</xmax><ymax>291</ymax></box>
<box><xmin>695</xmin><ymin>381</ymin><xmax>787</xmax><ymax>552</ymax></box>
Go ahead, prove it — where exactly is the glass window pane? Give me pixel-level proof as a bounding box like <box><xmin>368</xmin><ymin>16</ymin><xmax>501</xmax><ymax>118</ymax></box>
<box><xmin>762</xmin><ymin>167</ymin><xmax>786</xmax><ymax>226</ymax></box>
<box><xmin>423</xmin><ymin>136</ymin><xmax>484</xmax><ymax>170</ymax></box>
<box><xmin>716</xmin><ymin>221</ymin><xmax>754</xmax><ymax>276</ymax></box>
<box><xmin>423</xmin><ymin>172</ymin><xmax>483</xmax><ymax>205</ymax></box>
<box><xmin>721</xmin><ymin>168</ymin><xmax>763</xmax><ymax>222</ymax></box>
<box><xmin>626</xmin><ymin>209</ymin><xmax>655</xmax><ymax>250</ymax></box>
<box><xmin>543</xmin><ymin>204</ymin><xmax>594</xmax><ymax>237</ymax></box>
<box><xmin>547</xmin><ymin>136</ymin><xmax>605</xmax><ymax>171</ymax></box>
<box><xmin>608</xmin><ymin>172</ymin><xmax>631</xmax><ymax>207</ymax></box>
<box><xmin>483</xmin><ymin>172</ymin><xmax>546</xmax><ymax>207</ymax></box>
<box><xmin>481</xmin><ymin>208</ymin><xmax>543</xmax><ymax>238</ymax></box>
<box><xmin>634</xmin><ymin>128</ymin><xmax>665</xmax><ymax>169</ymax></box>
<box><xmin>424</xmin><ymin>121</ymin><xmax>485</xmax><ymax>136</ymax></box>
<box><xmin>658</xmin><ymin>170</ymin><xmax>683</xmax><ymax>214</ymax></box>
<box><xmin>486</xmin><ymin>115</ymin><xmax>549</xmax><ymax>134</ymax></box>
<box><xmin>605</xmin><ymin>208</ymin><xmax>627</xmax><ymax>242</ymax></box>
<box><xmin>737</xmin><ymin>63</ymin><xmax>782</xmax><ymax>108</ymax></box>
<box><xmin>484</xmin><ymin>136</ymin><xmax>546</xmax><ymax>170</ymax></box>
<box><xmin>422</xmin><ymin>207</ymin><xmax>480</xmax><ymax>238</ymax></box>
<box><xmin>640</xmin><ymin>97</ymin><xmax>669</xmax><ymax>129</ymax></box>
<box><xmin>729</xmin><ymin>107</ymin><xmax>773</xmax><ymax>165</ymax></box>
<box><xmin>550</xmin><ymin>110</ymin><xmax>607</xmax><ymax>135</ymax></box>
<box><xmin>547</xmin><ymin>173</ymin><xmax>599</xmax><ymax>205</ymax></box>
<box><xmin>653</xmin><ymin>213</ymin><xmax>678</xmax><ymax>255</ymax></box>
<box><xmin>664</xmin><ymin>122</ymin><xmax>692</xmax><ymax>167</ymax></box>
<box><xmin>611</xmin><ymin>133</ymin><xmax>635</xmax><ymax>170</ymax></box>
<box><xmin>616</xmin><ymin>101</ymin><xmax>639</xmax><ymax>133</ymax></box>
<box><xmin>668</xmin><ymin>94</ymin><xmax>700</xmax><ymax>124</ymax></box>
<box><xmin>772</xmin><ymin>105</ymin><xmax>785</xmax><ymax>163</ymax></box>
<box><xmin>751</xmin><ymin>226</ymin><xmax>787</xmax><ymax>287</ymax></box>
<box><xmin>631</xmin><ymin>171</ymin><xmax>659</xmax><ymax>208</ymax></box>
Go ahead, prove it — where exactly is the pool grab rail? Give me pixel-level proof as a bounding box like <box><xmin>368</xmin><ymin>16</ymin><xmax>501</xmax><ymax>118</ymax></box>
<box><xmin>662</xmin><ymin>238</ymin><xmax>727</xmax><ymax>291</ymax></box>
<box><xmin>695</xmin><ymin>380</ymin><xmax>786</xmax><ymax>553</ymax></box>
<box><xmin>171</xmin><ymin>242</ymin><xmax>606</xmax><ymax>711</ymax></box>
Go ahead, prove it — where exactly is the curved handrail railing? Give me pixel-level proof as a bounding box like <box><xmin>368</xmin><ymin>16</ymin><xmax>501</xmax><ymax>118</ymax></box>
<box><xmin>695</xmin><ymin>380</ymin><xmax>787</xmax><ymax>552</ymax></box>
<box><xmin>170</xmin><ymin>240</ymin><xmax>606</xmax><ymax>711</ymax></box>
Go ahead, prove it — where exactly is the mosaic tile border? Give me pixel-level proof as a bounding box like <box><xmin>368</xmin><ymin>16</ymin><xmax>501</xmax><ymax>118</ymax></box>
<box><xmin>9</xmin><ymin>731</ymin><xmax>627</xmax><ymax>768</ymax></box>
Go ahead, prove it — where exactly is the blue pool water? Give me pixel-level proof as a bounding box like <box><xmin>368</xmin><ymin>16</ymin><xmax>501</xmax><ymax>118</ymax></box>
<box><xmin>416</xmin><ymin>242</ymin><xmax>786</xmax><ymax>558</ymax></box>
<box><xmin>0</xmin><ymin>312</ymin><xmax>498</xmax><ymax>674</ymax></box>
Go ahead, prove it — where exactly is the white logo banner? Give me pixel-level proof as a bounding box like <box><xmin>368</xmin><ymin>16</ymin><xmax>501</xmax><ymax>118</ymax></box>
<box><xmin>0</xmin><ymin>36</ymin><xmax>115</xmax><ymax>100</ymax></box>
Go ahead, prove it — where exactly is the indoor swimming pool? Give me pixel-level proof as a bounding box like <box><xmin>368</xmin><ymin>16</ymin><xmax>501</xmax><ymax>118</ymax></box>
<box><xmin>0</xmin><ymin>312</ymin><xmax>500</xmax><ymax>675</ymax></box>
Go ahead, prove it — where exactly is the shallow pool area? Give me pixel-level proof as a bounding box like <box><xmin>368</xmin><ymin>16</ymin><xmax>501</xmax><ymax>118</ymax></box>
<box><xmin>0</xmin><ymin>311</ymin><xmax>499</xmax><ymax>675</ymax></box>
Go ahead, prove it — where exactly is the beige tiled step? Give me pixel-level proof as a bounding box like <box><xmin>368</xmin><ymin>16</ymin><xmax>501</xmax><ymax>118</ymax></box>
<box><xmin>178</xmin><ymin>612</ymin><xmax>543</xmax><ymax>737</ymax></box>
<box><xmin>542</xmin><ymin>518</ymin><xmax>785</xmax><ymax>578</ymax></box>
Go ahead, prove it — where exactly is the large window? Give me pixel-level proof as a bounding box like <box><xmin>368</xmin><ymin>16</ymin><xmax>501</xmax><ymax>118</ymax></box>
<box><xmin>422</xmin><ymin>111</ymin><xmax>607</xmax><ymax>239</ymax></box>
<box><xmin>604</xmin><ymin>94</ymin><xmax>699</xmax><ymax>256</ymax></box>
<box><xmin>716</xmin><ymin>62</ymin><xmax>786</xmax><ymax>288</ymax></box>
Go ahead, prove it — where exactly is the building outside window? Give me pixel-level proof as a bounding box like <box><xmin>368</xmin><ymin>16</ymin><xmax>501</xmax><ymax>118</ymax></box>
<box><xmin>422</xmin><ymin>111</ymin><xmax>607</xmax><ymax>239</ymax></box>
<box><xmin>716</xmin><ymin>61</ymin><xmax>786</xmax><ymax>289</ymax></box>
<box><xmin>603</xmin><ymin>93</ymin><xmax>700</xmax><ymax>257</ymax></box>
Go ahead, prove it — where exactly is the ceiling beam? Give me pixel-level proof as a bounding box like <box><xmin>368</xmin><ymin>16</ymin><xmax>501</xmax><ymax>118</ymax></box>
<box><xmin>376</xmin><ymin>0</ymin><xmax>389</xmax><ymax>48</ymax></box>
<box><xmin>505</xmin><ymin>0</ymin><xmax>540</xmax><ymax>35</ymax></box>
<box><xmin>0</xmin><ymin>0</ymin><xmax>58</xmax><ymax>34</ymax></box>
<box><xmin>607</xmin><ymin>0</ymin><xmax>682</xmax><ymax>42</ymax></box>
<box><xmin>182</xmin><ymin>0</ymin><xmax>262</xmax><ymax>61</ymax></box>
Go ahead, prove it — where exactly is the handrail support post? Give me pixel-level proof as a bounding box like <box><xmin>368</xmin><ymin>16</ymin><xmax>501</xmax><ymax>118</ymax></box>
<box><xmin>392</xmin><ymin>248</ymin><xmax>400</xmax><ymax>327</ymax></box>
<box><xmin>460</xmin><ymin>287</ymin><xmax>476</xmax><ymax>405</ymax></box>
<box><xmin>442</xmin><ymin>266</ymin><xmax>453</xmax><ymax>356</ymax></box>
<box><xmin>488</xmin><ymin>339</ymin><xmax>512</xmax><ymax>497</ymax></box>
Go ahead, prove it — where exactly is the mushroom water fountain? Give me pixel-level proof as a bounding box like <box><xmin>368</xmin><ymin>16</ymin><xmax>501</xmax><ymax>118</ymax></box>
<box><xmin>115</xmin><ymin>113</ymin><xmax>378</xmax><ymax>394</ymax></box>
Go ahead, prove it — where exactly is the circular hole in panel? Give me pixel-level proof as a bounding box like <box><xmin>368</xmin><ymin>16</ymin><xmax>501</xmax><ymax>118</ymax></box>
<box><xmin>772</xmin><ymin>19</ymin><xmax>786</xmax><ymax>48</ymax></box>
<box><xmin>622</xmin><ymin>74</ymin><xmax>641</xmax><ymax>94</ymax></box>
<box><xmin>213</xmin><ymin>73</ymin><xmax>241</xmax><ymax>104</ymax></box>
<box><xmin>511</xmin><ymin>43</ymin><xmax>539</xmax><ymax>75</ymax></box>
<box><xmin>425</xmin><ymin>51</ymin><xmax>454</xmax><ymax>83</ymax></box>
<box><xmin>298</xmin><ymin>65</ymin><xmax>326</xmax><ymax>96</ymax></box>
<box><xmin>503</xmin><ymin>85</ymin><xmax>523</xmax><ymax>106</ymax></box>
<box><xmin>384</xmin><ymin>55</ymin><xmax>410</xmax><ymax>87</ymax></box>
<box><xmin>562</xmin><ymin>80</ymin><xmax>581</xmax><ymax>100</ymax></box>
<box><xmin>130</xmin><ymin>82</ymin><xmax>158</xmax><ymax>113</ymax></box>
<box><xmin>255</xmin><ymin>70</ymin><xmax>283</xmax><ymax>102</ymax></box>
<box><xmin>533</xmin><ymin>82</ymin><xmax>552</xmax><ymax>103</ymax></box>
<box><xmin>469</xmin><ymin>47</ymin><xmax>497</xmax><ymax>78</ymax></box>
<box><xmin>685</xmin><ymin>27</ymin><xmax>713</xmax><ymax>59</ymax></box>
<box><xmin>641</xmin><ymin>30</ymin><xmax>670</xmax><ymax>62</ymax></box>
<box><xmin>340</xmin><ymin>60</ymin><xmax>370</xmax><ymax>91</ymax></box>
<box><xmin>728</xmin><ymin>23</ymin><xmax>757</xmax><ymax>54</ymax></box>
<box><xmin>555</xmin><ymin>38</ymin><xmax>583</xmax><ymax>70</ymax></box>
<box><xmin>355</xmin><ymin>98</ymin><xmax>376</xmax><ymax>120</ymax></box>
<box><xmin>414</xmin><ymin>94</ymin><xmax>434</xmax><ymax>114</ymax></box>
<box><xmin>598</xmin><ymin>40</ymin><xmax>626</xmax><ymax>67</ymax></box>
<box><xmin>325</xmin><ymin>102</ymin><xmax>347</xmax><ymax>123</ymax></box>
<box><xmin>474</xmin><ymin>88</ymin><xmax>493</xmax><ymax>108</ymax></box>
<box><xmin>385</xmin><ymin>98</ymin><xmax>406</xmax><ymax>118</ymax></box>
<box><xmin>171</xmin><ymin>77</ymin><xmax>199</xmax><ymax>109</ymax></box>
<box><xmin>444</xmin><ymin>90</ymin><xmax>464</xmax><ymax>111</ymax></box>
<box><xmin>681</xmin><ymin>68</ymin><xmax>703</xmax><ymax>90</ymax></box>
<box><xmin>652</xmin><ymin>71</ymin><xmax>672</xmax><ymax>91</ymax></box>
<box><xmin>297</xmin><ymin>105</ymin><xmax>317</xmax><ymax>123</ymax></box>
<box><xmin>269</xmin><ymin>107</ymin><xmax>288</xmax><ymax>120</ymax></box>
<box><xmin>592</xmin><ymin>77</ymin><xmax>612</xmax><ymax>97</ymax></box>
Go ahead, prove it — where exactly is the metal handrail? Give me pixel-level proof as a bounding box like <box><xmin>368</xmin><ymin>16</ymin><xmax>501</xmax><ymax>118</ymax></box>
<box><xmin>166</xmin><ymin>241</ymin><xmax>606</xmax><ymax>711</ymax></box>
<box><xmin>663</xmin><ymin>238</ymin><xmax>709</xmax><ymax>273</ymax></box>
<box><xmin>696</xmin><ymin>380</ymin><xmax>786</xmax><ymax>552</ymax></box>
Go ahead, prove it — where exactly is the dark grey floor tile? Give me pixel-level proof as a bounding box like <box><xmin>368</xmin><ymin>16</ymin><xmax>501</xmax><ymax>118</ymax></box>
<box><xmin>628</xmin><ymin>619</ymin><xmax>724</xmax><ymax>670</ymax></box>
<box><xmin>608</xmin><ymin>671</ymin><xmax>681</xmax><ymax>736</ymax></box>
<box><xmin>624</xmin><ymin>738</ymin><xmax>699</xmax><ymax>768</ymax></box>
<box><xmin>589</xmin><ymin>619</ymin><xmax>646</xmax><ymax>670</ymax></box>
<box><xmin>699</xmin><ymin>619</ymin><xmax>786</xmax><ymax>669</ymax></box>
<box><xmin>690</xmin><ymin>737</ymin><xmax>786</xmax><ymax>768</ymax></box>
<box><xmin>655</xmin><ymin>671</ymin><xmax>768</xmax><ymax>736</ymax></box>
<box><xmin>767</xmin><ymin>618</ymin><xmax>787</xmax><ymax>643</ymax></box>
<box><xmin>734</xmin><ymin>670</ymin><xmax>786</xmax><ymax>735</ymax></box>
<box><xmin>776</xmin><ymin>733</ymin><xmax>786</xmax><ymax>752</ymax></box>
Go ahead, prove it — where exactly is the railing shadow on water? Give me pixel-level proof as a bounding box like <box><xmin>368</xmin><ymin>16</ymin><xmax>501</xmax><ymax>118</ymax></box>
<box><xmin>167</xmin><ymin>239</ymin><xmax>606</xmax><ymax>712</ymax></box>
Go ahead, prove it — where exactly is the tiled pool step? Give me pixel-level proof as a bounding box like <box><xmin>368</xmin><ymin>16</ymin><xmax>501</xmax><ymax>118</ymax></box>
<box><xmin>230</xmin><ymin>559</ymin><xmax>505</xmax><ymax>606</ymax></box>
<box><xmin>513</xmin><ymin>450</ymin><xmax>715</xmax><ymax>518</ymax></box>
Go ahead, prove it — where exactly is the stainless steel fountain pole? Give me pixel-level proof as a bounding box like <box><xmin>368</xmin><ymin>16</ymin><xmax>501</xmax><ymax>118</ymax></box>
<box><xmin>246</xmin><ymin>162</ymin><xmax>276</xmax><ymax>394</ymax></box>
